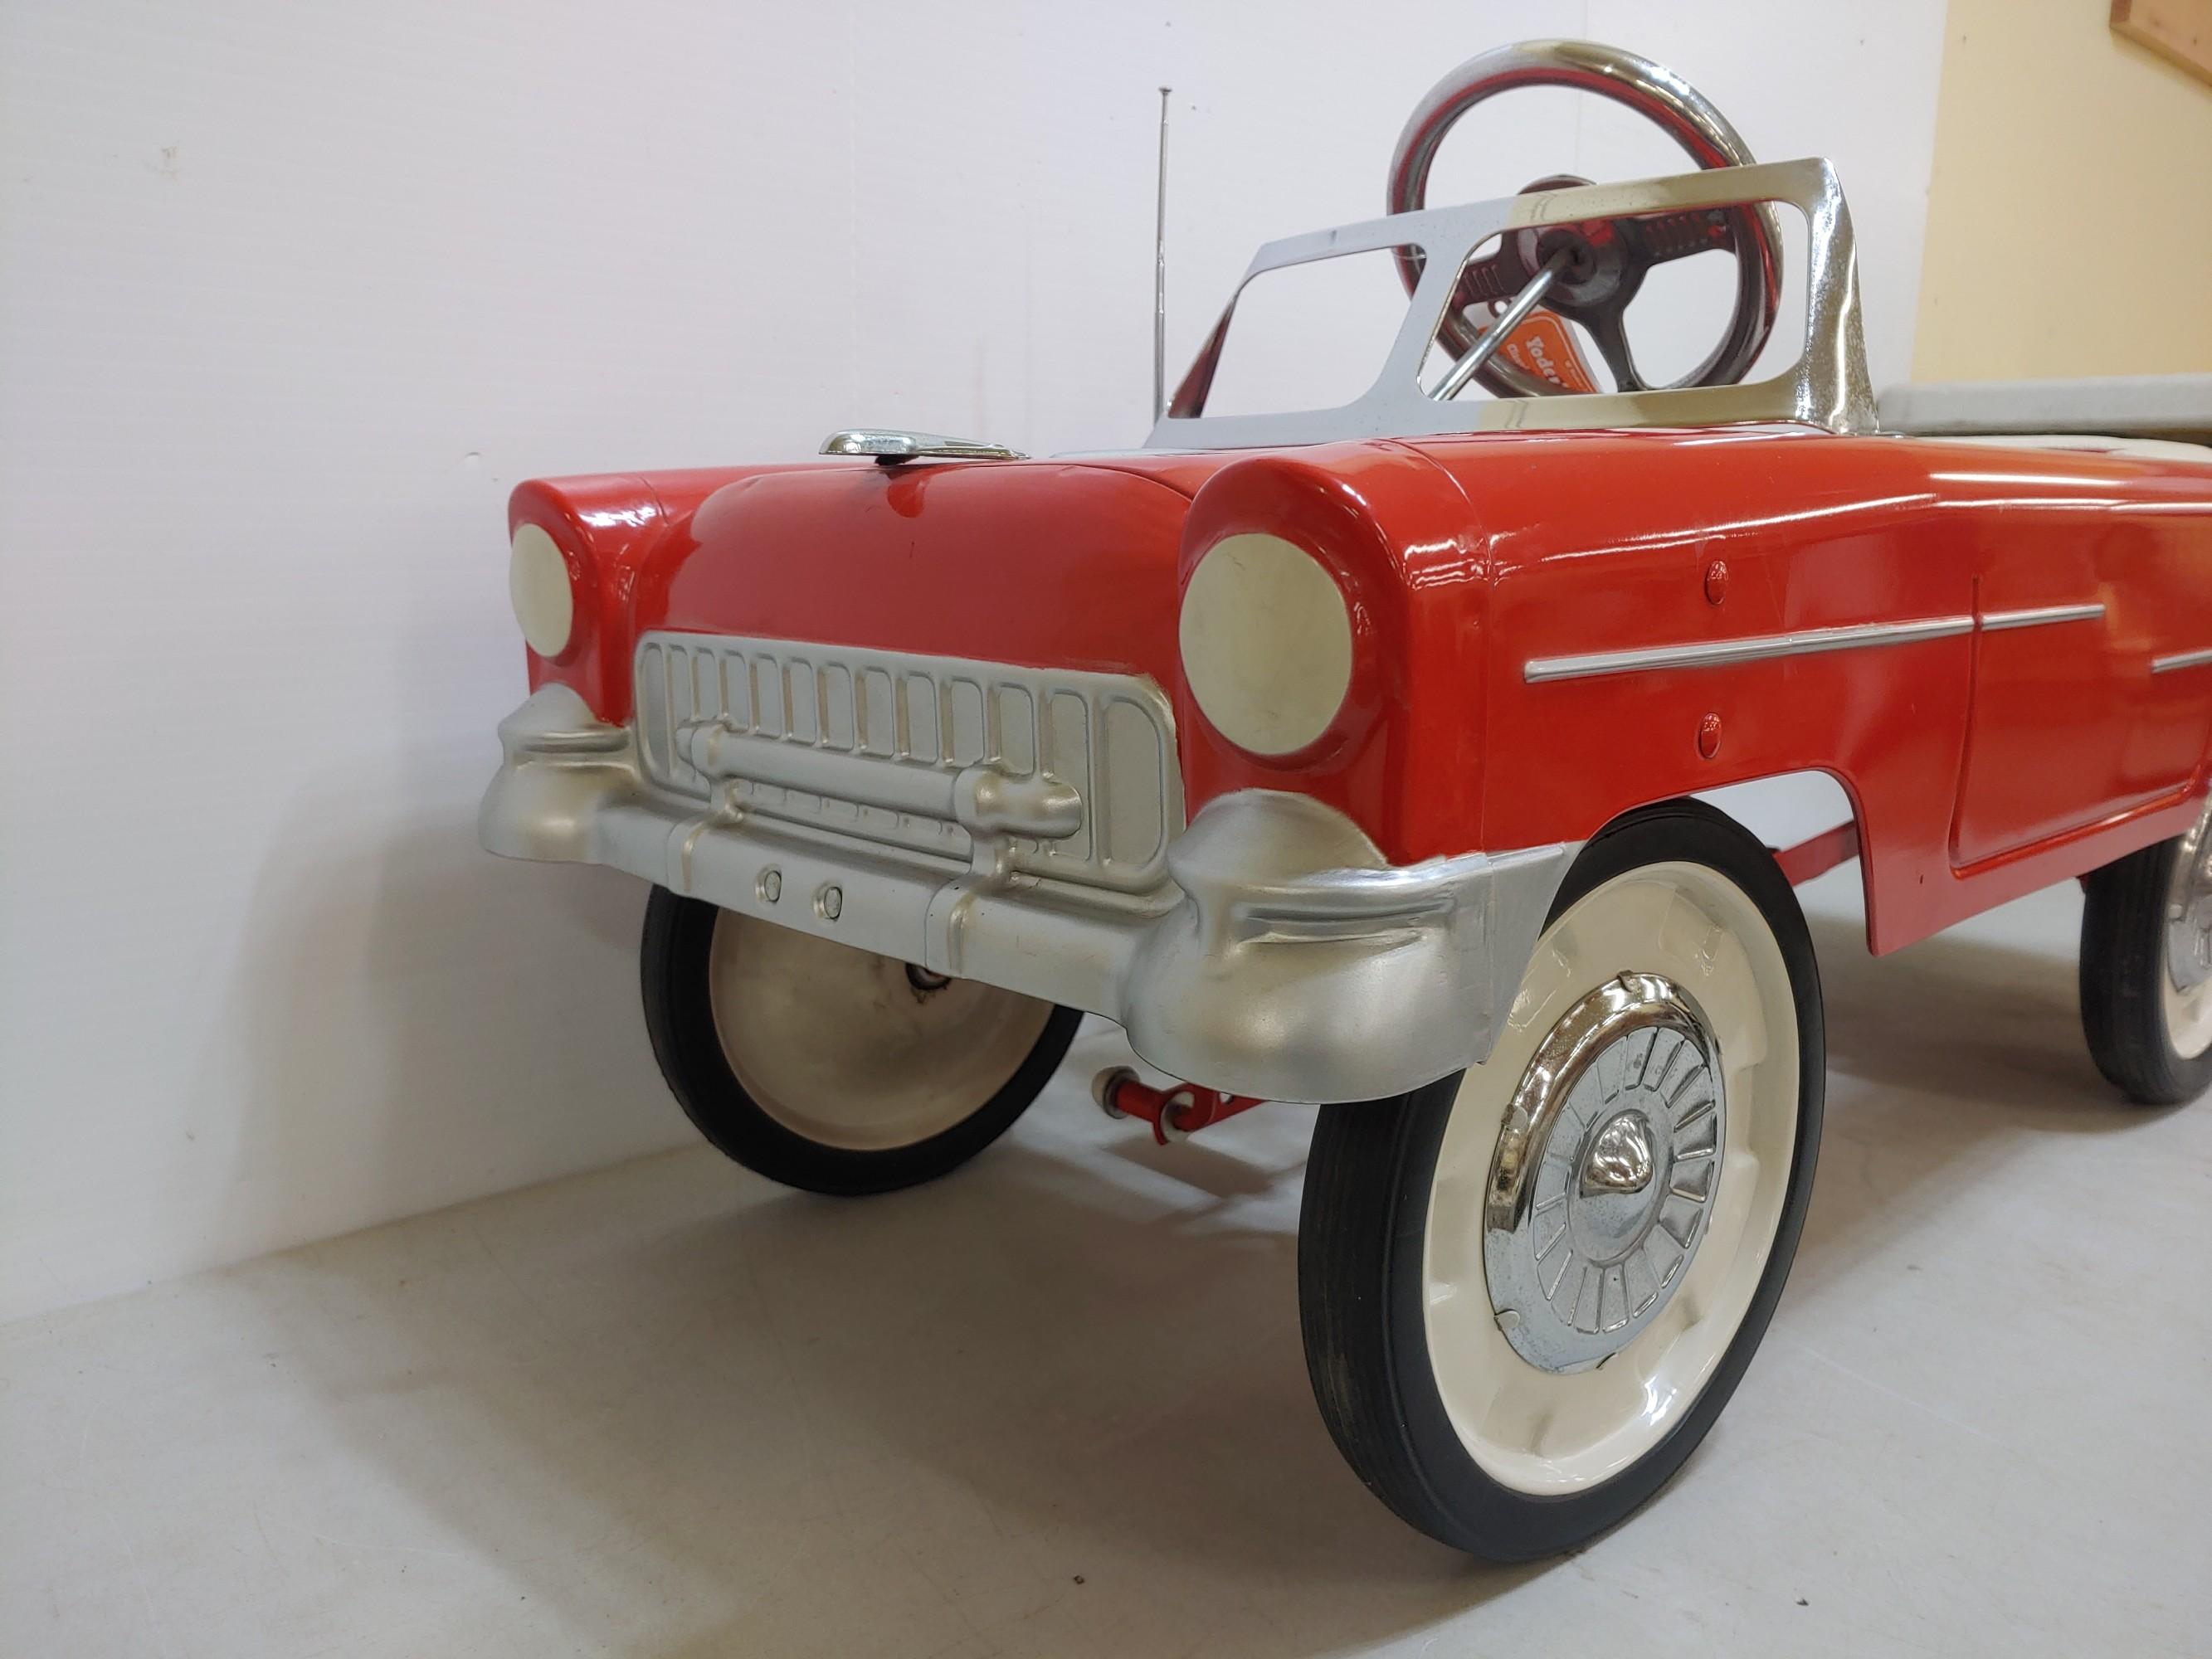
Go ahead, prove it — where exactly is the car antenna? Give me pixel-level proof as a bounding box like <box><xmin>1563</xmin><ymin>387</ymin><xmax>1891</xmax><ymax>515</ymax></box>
<box><xmin>1153</xmin><ymin>85</ymin><xmax>1171</xmax><ymax>424</ymax></box>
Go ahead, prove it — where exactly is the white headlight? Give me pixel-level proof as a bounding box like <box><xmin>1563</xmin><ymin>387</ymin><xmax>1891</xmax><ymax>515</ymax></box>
<box><xmin>509</xmin><ymin>523</ymin><xmax>575</xmax><ymax>658</ymax></box>
<box><xmin>1177</xmin><ymin>532</ymin><xmax>1353</xmax><ymax>757</ymax></box>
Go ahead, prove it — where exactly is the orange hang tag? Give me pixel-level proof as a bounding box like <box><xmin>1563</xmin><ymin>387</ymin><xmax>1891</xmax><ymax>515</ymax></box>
<box><xmin>1493</xmin><ymin>309</ymin><xmax>1600</xmax><ymax>395</ymax></box>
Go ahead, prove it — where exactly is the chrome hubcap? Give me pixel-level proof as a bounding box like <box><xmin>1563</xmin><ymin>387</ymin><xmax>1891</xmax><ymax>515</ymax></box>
<box><xmin>1484</xmin><ymin>972</ymin><xmax>1724</xmax><ymax>1374</ymax></box>
<box><xmin>2164</xmin><ymin>815</ymin><xmax>2212</xmax><ymax>993</ymax></box>
<box><xmin>2161</xmin><ymin>802</ymin><xmax>2212</xmax><ymax>1058</ymax></box>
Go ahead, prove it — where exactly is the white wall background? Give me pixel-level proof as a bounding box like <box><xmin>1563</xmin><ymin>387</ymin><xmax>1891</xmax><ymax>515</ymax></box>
<box><xmin>0</xmin><ymin>0</ymin><xmax>1948</xmax><ymax>1322</ymax></box>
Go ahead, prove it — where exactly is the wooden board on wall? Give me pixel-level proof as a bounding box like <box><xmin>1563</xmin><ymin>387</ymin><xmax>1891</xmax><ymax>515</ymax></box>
<box><xmin>2113</xmin><ymin>0</ymin><xmax>2212</xmax><ymax>86</ymax></box>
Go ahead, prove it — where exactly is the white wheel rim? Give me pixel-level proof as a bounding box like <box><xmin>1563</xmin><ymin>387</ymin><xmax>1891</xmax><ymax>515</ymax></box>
<box><xmin>707</xmin><ymin>912</ymin><xmax>1055</xmax><ymax>1152</ymax></box>
<box><xmin>2160</xmin><ymin>803</ymin><xmax>2212</xmax><ymax>1060</ymax></box>
<box><xmin>1421</xmin><ymin>860</ymin><xmax>1800</xmax><ymax>1496</ymax></box>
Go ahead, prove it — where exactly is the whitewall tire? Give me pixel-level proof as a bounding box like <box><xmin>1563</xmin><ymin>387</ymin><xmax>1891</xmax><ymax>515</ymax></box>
<box><xmin>641</xmin><ymin>889</ymin><xmax>1083</xmax><ymax>1194</ymax></box>
<box><xmin>2080</xmin><ymin>797</ymin><xmax>2212</xmax><ymax>1106</ymax></box>
<box><xmin>1298</xmin><ymin>800</ymin><xmax>1824</xmax><ymax>1558</ymax></box>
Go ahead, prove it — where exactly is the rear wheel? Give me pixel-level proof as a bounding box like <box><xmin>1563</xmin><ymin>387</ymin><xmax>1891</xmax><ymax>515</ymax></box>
<box><xmin>1298</xmin><ymin>802</ymin><xmax>1824</xmax><ymax>1559</ymax></box>
<box><xmin>2080</xmin><ymin>799</ymin><xmax>2212</xmax><ymax>1106</ymax></box>
<box><xmin>641</xmin><ymin>888</ymin><xmax>1082</xmax><ymax>1195</ymax></box>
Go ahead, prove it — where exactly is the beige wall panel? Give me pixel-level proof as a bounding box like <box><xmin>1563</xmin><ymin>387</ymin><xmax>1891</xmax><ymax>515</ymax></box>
<box><xmin>1915</xmin><ymin>0</ymin><xmax>2212</xmax><ymax>380</ymax></box>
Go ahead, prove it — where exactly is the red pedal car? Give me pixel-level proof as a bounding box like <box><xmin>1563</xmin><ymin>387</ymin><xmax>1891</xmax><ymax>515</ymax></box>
<box><xmin>482</xmin><ymin>41</ymin><xmax>2212</xmax><ymax>1558</ymax></box>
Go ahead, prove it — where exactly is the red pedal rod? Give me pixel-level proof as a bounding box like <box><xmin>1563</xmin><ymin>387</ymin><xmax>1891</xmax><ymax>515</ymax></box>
<box><xmin>1091</xmin><ymin>1067</ymin><xmax>1266</xmax><ymax>1145</ymax></box>
<box><xmin>1772</xmin><ymin>820</ymin><xmax>1860</xmax><ymax>887</ymax></box>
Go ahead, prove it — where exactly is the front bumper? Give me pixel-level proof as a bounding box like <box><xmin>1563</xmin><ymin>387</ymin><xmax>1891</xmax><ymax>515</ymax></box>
<box><xmin>482</xmin><ymin>684</ymin><xmax>1572</xmax><ymax>1104</ymax></box>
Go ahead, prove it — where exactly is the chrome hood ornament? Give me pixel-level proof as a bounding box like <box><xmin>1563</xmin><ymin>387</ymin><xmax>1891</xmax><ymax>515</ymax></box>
<box><xmin>821</xmin><ymin>429</ymin><xmax>1026</xmax><ymax>465</ymax></box>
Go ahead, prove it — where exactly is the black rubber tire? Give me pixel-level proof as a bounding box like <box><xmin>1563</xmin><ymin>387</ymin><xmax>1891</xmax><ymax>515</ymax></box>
<box><xmin>1297</xmin><ymin>799</ymin><xmax>1825</xmax><ymax>1559</ymax></box>
<box><xmin>2080</xmin><ymin>832</ymin><xmax>2212</xmax><ymax>1106</ymax></box>
<box><xmin>640</xmin><ymin>888</ymin><xmax>1083</xmax><ymax>1196</ymax></box>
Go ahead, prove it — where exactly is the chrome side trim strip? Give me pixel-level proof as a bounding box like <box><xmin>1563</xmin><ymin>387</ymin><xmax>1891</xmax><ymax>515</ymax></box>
<box><xmin>1523</xmin><ymin>615</ymin><xmax>1975</xmax><ymax>684</ymax></box>
<box><xmin>2153</xmin><ymin>646</ymin><xmax>2212</xmax><ymax>675</ymax></box>
<box><xmin>1981</xmin><ymin>601</ymin><xmax>2107</xmax><ymax>631</ymax></box>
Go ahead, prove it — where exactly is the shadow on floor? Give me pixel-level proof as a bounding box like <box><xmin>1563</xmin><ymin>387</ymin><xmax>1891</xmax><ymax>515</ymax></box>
<box><xmin>1783</xmin><ymin>900</ymin><xmax>2172</xmax><ymax>1308</ymax></box>
<box><xmin>248</xmin><ymin>887</ymin><xmax>2179</xmax><ymax>1653</ymax></box>
<box><xmin>1809</xmin><ymin>909</ymin><xmax>2112</xmax><ymax>1113</ymax></box>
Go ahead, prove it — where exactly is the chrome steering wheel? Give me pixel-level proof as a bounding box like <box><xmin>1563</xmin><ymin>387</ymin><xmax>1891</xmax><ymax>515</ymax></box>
<box><xmin>1388</xmin><ymin>40</ymin><xmax>1782</xmax><ymax>400</ymax></box>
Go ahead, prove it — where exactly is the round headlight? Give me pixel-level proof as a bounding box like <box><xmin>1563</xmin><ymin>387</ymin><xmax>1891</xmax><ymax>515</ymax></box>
<box><xmin>509</xmin><ymin>523</ymin><xmax>575</xmax><ymax>658</ymax></box>
<box><xmin>1177</xmin><ymin>532</ymin><xmax>1353</xmax><ymax>757</ymax></box>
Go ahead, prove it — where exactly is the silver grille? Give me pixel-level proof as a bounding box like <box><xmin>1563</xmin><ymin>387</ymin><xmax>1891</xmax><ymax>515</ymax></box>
<box><xmin>634</xmin><ymin>630</ymin><xmax>1181</xmax><ymax>894</ymax></box>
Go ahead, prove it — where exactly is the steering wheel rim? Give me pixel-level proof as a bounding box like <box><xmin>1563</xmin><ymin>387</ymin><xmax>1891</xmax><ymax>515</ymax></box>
<box><xmin>1387</xmin><ymin>39</ymin><xmax>1782</xmax><ymax>400</ymax></box>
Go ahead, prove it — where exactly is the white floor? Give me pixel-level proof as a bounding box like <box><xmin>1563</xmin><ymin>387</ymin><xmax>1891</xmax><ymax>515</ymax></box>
<box><xmin>7</xmin><ymin>871</ymin><xmax>2211</xmax><ymax>1657</ymax></box>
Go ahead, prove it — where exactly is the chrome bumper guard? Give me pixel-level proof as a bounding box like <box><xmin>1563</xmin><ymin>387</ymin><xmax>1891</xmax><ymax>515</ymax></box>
<box><xmin>481</xmin><ymin>684</ymin><xmax>1573</xmax><ymax>1103</ymax></box>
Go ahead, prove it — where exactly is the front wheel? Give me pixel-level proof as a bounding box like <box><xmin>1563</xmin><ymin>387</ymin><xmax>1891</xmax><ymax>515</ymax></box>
<box><xmin>1298</xmin><ymin>801</ymin><xmax>1824</xmax><ymax>1559</ymax></box>
<box><xmin>641</xmin><ymin>888</ymin><xmax>1082</xmax><ymax>1195</ymax></box>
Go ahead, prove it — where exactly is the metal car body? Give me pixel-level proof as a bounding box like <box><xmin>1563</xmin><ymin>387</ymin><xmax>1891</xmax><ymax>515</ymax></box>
<box><xmin>475</xmin><ymin>33</ymin><xmax>2212</xmax><ymax>1562</ymax></box>
<box><xmin>480</xmin><ymin>90</ymin><xmax>2212</xmax><ymax>1112</ymax></box>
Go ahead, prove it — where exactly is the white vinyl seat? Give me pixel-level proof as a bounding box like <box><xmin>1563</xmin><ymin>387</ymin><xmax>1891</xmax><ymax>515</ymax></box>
<box><xmin>1880</xmin><ymin>374</ymin><xmax>2212</xmax><ymax>447</ymax></box>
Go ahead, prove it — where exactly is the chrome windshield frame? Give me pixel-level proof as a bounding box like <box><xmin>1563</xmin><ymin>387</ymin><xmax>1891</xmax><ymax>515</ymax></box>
<box><xmin>1143</xmin><ymin>157</ymin><xmax>1874</xmax><ymax>450</ymax></box>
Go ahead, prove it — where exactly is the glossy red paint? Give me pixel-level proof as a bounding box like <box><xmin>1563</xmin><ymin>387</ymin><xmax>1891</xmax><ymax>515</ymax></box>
<box><xmin>1173</xmin><ymin>442</ymin><xmax>1490</xmax><ymax>862</ymax></box>
<box><xmin>514</xmin><ymin>456</ymin><xmax>1219</xmax><ymax>727</ymax></box>
<box><xmin>510</xmin><ymin>467</ymin><xmax>802</xmax><ymax>724</ymax></box>
<box><xmin>659</xmin><ymin>461</ymin><xmax>1198</xmax><ymax>685</ymax></box>
<box><xmin>507</xmin><ymin>422</ymin><xmax>2212</xmax><ymax>958</ymax></box>
<box><xmin>1406</xmin><ymin>424</ymin><xmax>2212</xmax><ymax>950</ymax></box>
